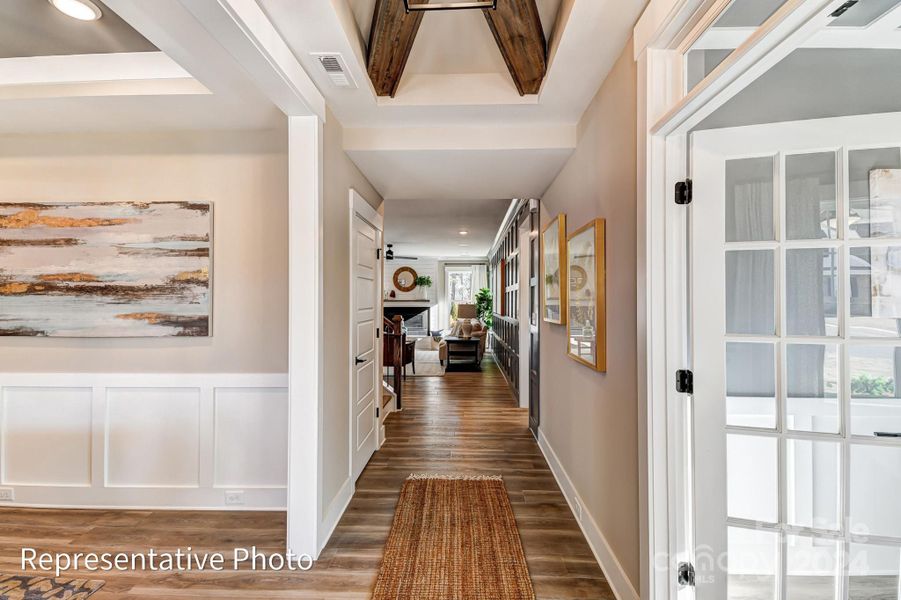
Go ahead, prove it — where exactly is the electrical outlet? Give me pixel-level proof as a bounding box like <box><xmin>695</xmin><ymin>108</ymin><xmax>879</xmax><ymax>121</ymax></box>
<box><xmin>571</xmin><ymin>496</ymin><xmax>583</xmax><ymax>522</ymax></box>
<box><xmin>224</xmin><ymin>490</ymin><xmax>245</xmax><ymax>506</ymax></box>
<box><xmin>0</xmin><ymin>488</ymin><xmax>14</xmax><ymax>502</ymax></box>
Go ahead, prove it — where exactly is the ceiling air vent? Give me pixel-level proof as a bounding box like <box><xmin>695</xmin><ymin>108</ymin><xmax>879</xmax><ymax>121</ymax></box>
<box><xmin>311</xmin><ymin>53</ymin><xmax>357</xmax><ymax>89</ymax></box>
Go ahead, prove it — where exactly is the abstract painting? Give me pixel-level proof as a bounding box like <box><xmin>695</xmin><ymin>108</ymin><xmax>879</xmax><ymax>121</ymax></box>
<box><xmin>871</xmin><ymin>168</ymin><xmax>901</xmax><ymax>220</ymax></box>
<box><xmin>0</xmin><ymin>202</ymin><xmax>211</xmax><ymax>337</ymax></box>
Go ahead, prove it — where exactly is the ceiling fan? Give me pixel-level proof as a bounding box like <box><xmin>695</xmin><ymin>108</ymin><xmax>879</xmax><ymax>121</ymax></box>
<box><xmin>385</xmin><ymin>244</ymin><xmax>418</xmax><ymax>261</ymax></box>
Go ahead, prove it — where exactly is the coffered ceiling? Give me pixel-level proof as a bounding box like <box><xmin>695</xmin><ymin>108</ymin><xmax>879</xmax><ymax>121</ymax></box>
<box><xmin>0</xmin><ymin>0</ymin><xmax>157</xmax><ymax>59</ymax></box>
<box><xmin>259</xmin><ymin>0</ymin><xmax>646</xmax><ymax>203</ymax></box>
<box><xmin>0</xmin><ymin>0</ymin><xmax>288</xmax><ymax>133</ymax></box>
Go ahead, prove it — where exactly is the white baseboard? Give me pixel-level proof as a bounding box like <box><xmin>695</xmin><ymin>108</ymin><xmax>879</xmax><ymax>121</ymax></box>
<box><xmin>318</xmin><ymin>475</ymin><xmax>353</xmax><ymax>554</ymax></box>
<box><xmin>0</xmin><ymin>372</ymin><xmax>288</xmax><ymax>510</ymax></box>
<box><xmin>537</xmin><ymin>428</ymin><xmax>640</xmax><ymax>600</ymax></box>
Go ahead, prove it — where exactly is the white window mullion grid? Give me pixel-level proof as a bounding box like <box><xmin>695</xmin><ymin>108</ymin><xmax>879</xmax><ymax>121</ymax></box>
<box><xmin>842</xmin><ymin>141</ymin><xmax>901</xmax><ymax>599</ymax></box>
<box><xmin>776</xmin><ymin>150</ymin><xmax>788</xmax><ymax>600</ymax></box>
<box><xmin>837</xmin><ymin>144</ymin><xmax>851</xmax><ymax>600</ymax></box>
<box><xmin>718</xmin><ymin>139</ymin><xmax>901</xmax><ymax>597</ymax></box>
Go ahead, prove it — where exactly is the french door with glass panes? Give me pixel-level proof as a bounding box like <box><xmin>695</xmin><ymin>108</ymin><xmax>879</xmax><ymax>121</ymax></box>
<box><xmin>689</xmin><ymin>112</ymin><xmax>901</xmax><ymax>600</ymax></box>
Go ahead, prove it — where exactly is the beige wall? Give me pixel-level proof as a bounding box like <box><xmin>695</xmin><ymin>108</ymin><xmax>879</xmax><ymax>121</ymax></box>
<box><xmin>0</xmin><ymin>129</ymin><xmax>288</xmax><ymax>373</ymax></box>
<box><xmin>539</xmin><ymin>41</ymin><xmax>640</xmax><ymax>588</ymax></box>
<box><xmin>320</xmin><ymin>108</ymin><xmax>383</xmax><ymax>515</ymax></box>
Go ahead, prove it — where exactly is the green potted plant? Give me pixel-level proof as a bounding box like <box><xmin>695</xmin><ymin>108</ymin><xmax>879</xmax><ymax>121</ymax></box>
<box><xmin>414</xmin><ymin>275</ymin><xmax>432</xmax><ymax>299</ymax></box>
<box><xmin>475</xmin><ymin>287</ymin><xmax>493</xmax><ymax>329</ymax></box>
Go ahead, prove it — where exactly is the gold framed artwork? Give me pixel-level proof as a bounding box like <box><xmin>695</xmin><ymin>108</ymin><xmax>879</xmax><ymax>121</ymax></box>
<box><xmin>566</xmin><ymin>218</ymin><xmax>606</xmax><ymax>372</ymax></box>
<box><xmin>541</xmin><ymin>214</ymin><xmax>567</xmax><ymax>324</ymax></box>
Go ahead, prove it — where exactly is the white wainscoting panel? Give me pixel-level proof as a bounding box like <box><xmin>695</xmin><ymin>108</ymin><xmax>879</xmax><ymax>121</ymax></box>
<box><xmin>214</xmin><ymin>387</ymin><xmax>288</xmax><ymax>488</ymax></box>
<box><xmin>1</xmin><ymin>387</ymin><xmax>93</xmax><ymax>487</ymax></box>
<box><xmin>106</xmin><ymin>387</ymin><xmax>201</xmax><ymax>488</ymax></box>
<box><xmin>0</xmin><ymin>373</ymin><xmax>287</xmax><ymax>509</ymax></box>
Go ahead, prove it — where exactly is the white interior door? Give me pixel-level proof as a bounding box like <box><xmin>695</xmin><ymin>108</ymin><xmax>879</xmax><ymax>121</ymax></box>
<box><xmin>351</xmin><ymin>194</ymin><xmax>381</xmax><ymax>481</ymax></box>
<box><xmin>690</xmin><ymin>112</ymin><xmax>901</xmax><ymax>600</ymax></box>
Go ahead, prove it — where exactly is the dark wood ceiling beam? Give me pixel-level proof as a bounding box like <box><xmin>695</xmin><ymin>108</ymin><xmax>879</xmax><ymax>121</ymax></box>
<box><xmin>483</xmin><ymin>0</ymin><xmax>547</xmax><ymax>95</ymax></box>
<box><xmin>367</xmin><ymin>0</ymin><xmax>427</xmax><ymax>97</ymax></box>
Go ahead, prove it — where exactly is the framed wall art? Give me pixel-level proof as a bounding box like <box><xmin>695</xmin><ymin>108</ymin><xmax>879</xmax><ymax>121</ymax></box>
<box><xmin>566</xmin><ymin>218</ymin><xmax>606</xmax><ymax>371</ymax></box>
<box><xmin>541</xmin><ymin>213</ymin><xmax>567</xmax><ymax>324</ymax></box>
<box><xmin>0</xmin><ymin>201</ymin><xmax>211</xmax><ymax>337</ymax></box>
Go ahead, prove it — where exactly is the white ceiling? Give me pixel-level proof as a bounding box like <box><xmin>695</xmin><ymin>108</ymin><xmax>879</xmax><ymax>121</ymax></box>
<box><xmin>347</xmin><ymin>146</ymin><xmax>574</xmax><ymax>201</ymax></box>
<box><xmin>696</xmin><ymin>49</ymin><xmax>901</xmax><ymax>130</ymax></box>
<box><xmin>260</xmin><ymin>0</ymin><xmax>646</xmax><ymax>127</ymax></box>
<box><xmin>713</xmin><ymin>0</ymin><xmax>788</xmax><ymax>28</ymax></box>
<box><xmin>0</xmin><ymin>0</ymin><xmax>157</xmax><ymax>58</ymax></box>
<box><xmin>404</xmin><ymin>8</ymin><xmax>511</xmax><ymax>75</ymax></box>
<box><xmin>0</xmin><ymin>0</ymin><xmax>285</xmax><ymax>134</ymax></box>
<box><xmin>384</xmin><ymin>198</ymin><xmax>511</xmax><ymax>258</ymax></box>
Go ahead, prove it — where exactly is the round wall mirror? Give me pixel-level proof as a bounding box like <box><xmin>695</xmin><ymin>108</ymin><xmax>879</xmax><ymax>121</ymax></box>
<box><xmin>393</xmin><ymin>266</ymin><xmax>418</xmax><ymax>292</ymax></box>
<box><xmin>570</xmin><ymin>265</ymin><xmax>588</xmax><ymax>292</ymax></box>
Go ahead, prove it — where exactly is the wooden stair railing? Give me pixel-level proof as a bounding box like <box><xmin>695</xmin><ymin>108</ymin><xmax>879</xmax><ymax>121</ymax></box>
<box><xmin>383</xmin><ymin>315</ymin><xmax>405</xmax><ymax>410</ymax></box>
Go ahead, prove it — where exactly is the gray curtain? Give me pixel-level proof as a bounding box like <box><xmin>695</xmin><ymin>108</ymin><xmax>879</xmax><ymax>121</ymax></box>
<box><xmin>726</xmin><ymin>181</ymin><xmax>775</xmax><ymax>337</ymax></box>
<box><xmin>726</xmin><ymin>181</ymin><xmax>776</xmax><ymax>395</ymax></box>
<box><xmin>724</xmin><ymin>178</ymin><xmax>826</xmax><ymax>398</ymax></box>
<box><xmin>786</xmin><ymin>178</ymin><xmax>827</xmax><ymax>397</ymax></box>
<box><xmin>726</xmin><ymin>179</ymin><xmax>774</xmax><ymax>242</ymax></box>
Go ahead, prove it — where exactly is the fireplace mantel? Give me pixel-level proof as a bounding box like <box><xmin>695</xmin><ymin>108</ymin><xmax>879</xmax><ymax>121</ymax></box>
<box><xmin>384</xmin><ymin>300</ymin><xmax>435</xmax><ymax>308</ymax></box>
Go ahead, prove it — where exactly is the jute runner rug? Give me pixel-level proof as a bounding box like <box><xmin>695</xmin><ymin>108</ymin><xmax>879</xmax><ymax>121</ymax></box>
<box><xmin>0</xmin><ymin>574</ymin><xmax>104</xmax><ymax>599</ymax></box>
<box><xmin>372</xmin><ymin>474</ymin><xmax>536</xmax><ymax>600</ymax></box>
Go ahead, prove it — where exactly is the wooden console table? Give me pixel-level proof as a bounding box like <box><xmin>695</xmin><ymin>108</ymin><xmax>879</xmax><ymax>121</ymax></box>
<box><xmin>444</xmin><ymin>336</ymin><xmax>481</xmax><ymax>368</ymax></box>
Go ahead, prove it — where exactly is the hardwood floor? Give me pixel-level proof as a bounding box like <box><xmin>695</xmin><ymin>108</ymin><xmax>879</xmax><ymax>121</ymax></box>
<box><xmin>0</xmin><ymin>357</ymin><xmax>614</xmax><ymax>599</ymax></box>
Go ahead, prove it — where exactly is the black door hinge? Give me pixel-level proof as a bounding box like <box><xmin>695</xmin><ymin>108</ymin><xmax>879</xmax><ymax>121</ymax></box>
<box><xmin>376</xmin><ymin>248</ymin><xmax>381</xmax><ymax>259</ymax></box>
<box><xmin>675</xmin><ymin>179</ymin><xmax>692</xmax><ymax>205</ymax></box>
<box><xmin>676</xmin><ymin>369</ymin><xmax>693</xmax><ymax>394</ymax></box>
<box><xmin>376</xmin><ymin>407</ymin><xmax>380</xmax><ymax>418</ymax></box>
<box><xmin>677</xmin><ymin>562</ymin><xmax>696</xmax><ymax>587</ymax></box>
<box><xmin>376</xmin><ymin>327</ymin><xmax>380</xmax><ymax>339</ymax></box>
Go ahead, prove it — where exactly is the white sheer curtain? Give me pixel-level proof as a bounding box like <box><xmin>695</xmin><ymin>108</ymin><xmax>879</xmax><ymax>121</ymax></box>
<box><xmin>726</xmin><ymin>180</ymin><xmax>777</xmax><ymax>395</ymax></box>
<box><xmin>472</xmin><ymin>264</ymin><xmax>488</xmax><ymax>292</ymax></box>
<box><xmin>726</xmin><ymin>178</ymin><xmax>827</xmax><ymax>397</ymax></box>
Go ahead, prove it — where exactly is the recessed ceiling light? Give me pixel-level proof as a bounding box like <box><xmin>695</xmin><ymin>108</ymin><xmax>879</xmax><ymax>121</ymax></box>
<box><xmin>458</xmin><ymin>230</ymin><xmax>469</xmax><ymax>236</ymax></box>
<box><xmin>49</xmin><ymin>0</ymin><xmax>102</xmax><ymax>21</ymax></box>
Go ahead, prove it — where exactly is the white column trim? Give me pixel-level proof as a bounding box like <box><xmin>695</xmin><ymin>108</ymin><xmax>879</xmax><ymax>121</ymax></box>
<box><xmin>287</xmin><ymin>115</ymin><xmax>324</xmax><ymax>559</ymax></box>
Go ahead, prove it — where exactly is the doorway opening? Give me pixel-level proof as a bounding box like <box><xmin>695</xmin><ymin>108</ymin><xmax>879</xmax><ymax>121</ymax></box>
<box><xmin>649</xmin><ymin>0</ymin><xmax>901</xmax><ymax>597</ymax></box>
<box><xmin>488</xmin><ymin>199</ymin><xmax>541</xmax><ymax>435</ymax></box>
<box><xmin>376</xmin><ymin>198</ymin><xmax>508</xmax><ymax>392</ymax></box>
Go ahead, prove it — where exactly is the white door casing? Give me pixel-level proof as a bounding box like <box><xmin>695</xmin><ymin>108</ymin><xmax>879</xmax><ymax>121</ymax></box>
<box><xmin>690</xmin><ymin>112</ymin><xmax>901</xmax><ymax>599</ymax></box>
<box><xmin>350</xmin><ymin>189</ymin><xmax>383</xmax><ymax>482</ymax></box>
<box><xmin>635</xmin><ymin>1</ymin><xmax>855</xmax><ymax>596</ymax></box>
